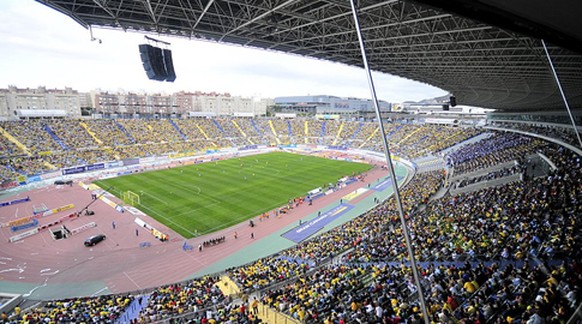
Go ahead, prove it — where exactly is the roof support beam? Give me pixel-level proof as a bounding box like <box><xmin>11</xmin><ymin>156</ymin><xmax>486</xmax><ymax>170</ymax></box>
<box><xmin>220</xmin><ymin>0</ymin><xmax>299</xmax><ymax>40</ymax></box>
<box><xmin>142</xmin><ymin>0</ymin><xmax>158</xmax><ymax>24</ymax></box>
<box><xmin>193</xmin><ymin>0</ymin><xmax>216</xmax><ymax>29</ymax></box>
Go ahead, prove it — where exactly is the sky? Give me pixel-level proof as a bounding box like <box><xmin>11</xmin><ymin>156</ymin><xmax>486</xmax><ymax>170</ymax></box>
<box><xmin>0</xmin><ymin>0</ymin><xmax>447</xmax><ymax>102</ymax></box>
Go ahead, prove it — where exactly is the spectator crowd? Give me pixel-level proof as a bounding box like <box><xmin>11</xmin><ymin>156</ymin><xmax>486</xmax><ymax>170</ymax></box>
<box><xmin>1</xmin><ymin>119</ymin><xmax>580</xmax><ymax>324</ymax></box>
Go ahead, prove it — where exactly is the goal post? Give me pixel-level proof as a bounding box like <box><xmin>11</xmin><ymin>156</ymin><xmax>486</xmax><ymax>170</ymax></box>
<box><xmin>123</xmin><ymin>190</ymin><xmax>140</xmax><ymax>206</ymax></box>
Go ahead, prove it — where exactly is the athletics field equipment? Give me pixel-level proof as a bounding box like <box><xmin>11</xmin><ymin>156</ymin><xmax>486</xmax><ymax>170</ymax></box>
<box><xmin>94</xmin><ymin>152</ymin><xmax>372</xmax><ymax>239</ymax></box>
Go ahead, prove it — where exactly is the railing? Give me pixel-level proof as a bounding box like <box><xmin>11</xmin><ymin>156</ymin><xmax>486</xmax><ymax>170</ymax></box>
<box><xmin>258</xmin><ymin>303</ymin><xmax>301</xmax><ymax>324</ymax></box>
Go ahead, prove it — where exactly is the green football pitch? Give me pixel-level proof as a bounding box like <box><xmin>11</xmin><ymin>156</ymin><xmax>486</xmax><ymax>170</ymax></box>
<box><xmin>94</xmin><ymin>152</ymin><xmax>373</xmax><ymax>238</ymax></box>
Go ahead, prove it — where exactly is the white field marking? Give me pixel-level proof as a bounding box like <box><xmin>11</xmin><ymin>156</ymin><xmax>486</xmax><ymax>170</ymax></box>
<box><xmin>170</xmin><ymin>182</ymin><xmax>202</xmax><ymax>195</ymax></box>
<box><xmin>199</xmin><ymin>190</ymin><xmax>224</xmax><ymax>204</ymax></box>
<box><xmin>123</xmin><ymin>271</ymin><xmax>142</xmax><ymax>289</ymax></box>
<box><xmin>22</xmin><ymin>278</ymin><xmax>48</xmax><ymax>298</ymax></box>
<box><xmin>172</xmin><ymin>202</ymin><xmax>221</xmax><ymax>217</ymax></box>
<box><xmin>0</xmin><ymin>257</ymin><xmax>12</xmax><ymax>260</ymax></box>
<box><xmin>91</xmin><ymin>287</ymin><xmax>108</xmax><ymax>296</ymax></box>
<box><xmin>198</xmin><ymin>201</ymin><xmax>288</xmax><ymax>235</ymax></box>
<box><xmin>139</xmin><ymin>190</ymin><xmax>169</xmax><ymax>205</ymax></box>
<box><xmin>169</xmin><ymin>182</ymin><xmax>215</xmax><ymax>203</ymax></box>
<box><xmin>180</xmin><ymin>249</ymin><xmax>207</xmax><ymax>267</ymax></box>
<box><xmin>138</xmin><ymin>203</ymin><xmax>197</xmax><ymax>237</ymax></box>
<box><xmin>0</xmin><ymin>263</ymin><xmax>26</xmax><ymax>274</ymax></box>
<box><xmin>40</xmin><ymin>270</ymin><xmax>59</xmax><ymax>276</ymax></box>
<box><xmin>40</xmin><ymin>268</ymin><xmax>51</xmax><ymax>273</ymax></box>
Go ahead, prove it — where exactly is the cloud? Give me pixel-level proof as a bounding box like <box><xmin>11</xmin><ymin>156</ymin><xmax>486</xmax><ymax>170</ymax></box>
<box><xmin>0</xmin><ymin>0</ymin><xmax>447</xmax><ymax>102</ymax></box>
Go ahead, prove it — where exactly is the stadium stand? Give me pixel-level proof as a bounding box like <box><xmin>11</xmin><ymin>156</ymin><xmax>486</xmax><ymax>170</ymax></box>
<box><xmin>1</xmin><ymin>118</ymin><xmax>580</xmax><ymax>324</ymax></box>
<box><xmin>0</xmin><ymin>118</ymin><xmax>484</xmax><ymax>183</ymax></box>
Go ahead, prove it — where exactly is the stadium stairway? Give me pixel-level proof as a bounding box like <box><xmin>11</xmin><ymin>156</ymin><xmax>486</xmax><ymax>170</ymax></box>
<box><xmin>250</xmin><ymin>119</ymin><xmax>262</xmax><ymax>136</ymax></box>
<box><xmin>430</xmin><ymin>184</ymin><xmax>450</xmax><ymax>201</ymax></box>
<box><xmin>257</xmin><ymin>303</ymin><xmax>301</xmax><ymax>324</ymax></box>
<box><xmin>231</xmin><ymin>119</ymin><xmax>247</xmax><ymax>137</ymax></box>
<box><xmin>332</xmin><ymin>121</ymin><xmax>344</xmax><ymax>146</ymax></box>
<box><xmin>385</xmin><ymin>124</ymin><xmax>403</xmax><ymax>140</ymax></box>
<box><xmin>216</xmin><ymin>275</ymin><xmax>241</xmax><ymax>296</ymax></box>
<box><xmin>319</xmin><ymin>121</ymin><xmax>326</xmax><ymax>145</ymax></box>
<box><xmin>424</xmin><ymin>129</ymin><xmax>463</xmax><ymax>153</ymax></box>
<box><xmin>395</xmin><ymin>126</ymin><xmax>422</xmax><ymax>145</ymax></box>
<box><xmin>42</xmin><ymin>124</ymin><xmax>69</xmax><ymax>150</ymax></box>
<box><xmin>195</xmin><ymin>124</ymin><xmax>210</xmax><ymax>140</ymax></box>
<box><xmin>212</xmin><ymin>119</ymin><xmax>226</xmax><ymax>133</ymax></box>
<box><xmin>215</xmin><ymin>276</ymin><xmax>300</xmax><ymax>323</ymax></box>
<box><xmin>212</xmin><ymin>120</ymin><xmax>238</xmax><ymax>147</ymax></box>
<box><xmin>115</xmin><ymin>122</ymin><xmax>135</xmax><ymax>143</ymax></box>
<box><xmin>303</xmin><ymin>120</ymin><xmax>308</xmax><ymax>144</ymax></box>
<box><xmin>268</xmin><ymin>120</ymin><xmax>281</xmax><ymax>144</ymax></box>
<box><xmin>286</xmin><ymin>120</ymin><xmax>293</xmax><ymax>138</ymax></box>
<box><xmin>251</xmin><ymin>120</ymin><xmax>269</xmax><ymax>145</ymax></box>
<box><xmin>42</xmin><ymin>161</ymin><xmax>58</xmax><ymax>171</ymax></box>
<box><xmin>0</xmin><ymin>126</ymin><xmax>32</xmax><ymax>156</ymax></box>
<box><xmin>79</xmin><ymin>121</ymin><xmax>103</xmax><ymax>145</ymax></box>
<box><xmin>115</xmin><ymin>294</ymin><xmax>150</xmax><ymax>324</ymax></box>
<box><xmin>359</xmin><ymin>127</ymin><xmax>379</xmax><ymax>148</ymax></box>
<box><xmin>348</xmin><ymin>122</ymin><xmax>363</xmax><ymax>146</ymax></box>
<box><xmin>168</xmin><ymin>119</ymin><xmax>188</xmax><ymax>140</ymax></box>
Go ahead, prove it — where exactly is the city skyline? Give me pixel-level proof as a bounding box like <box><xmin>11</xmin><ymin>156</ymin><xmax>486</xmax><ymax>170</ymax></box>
<box><xmin>1</xmin><ymin>0</ymin><xmax>448</xmax><ymax>102</ymax></box>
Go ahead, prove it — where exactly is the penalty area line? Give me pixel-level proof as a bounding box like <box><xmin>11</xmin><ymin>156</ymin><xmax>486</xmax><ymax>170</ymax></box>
<box><xmin>140</xmin><ymin>190</ymin><xmax>169</xmax><ymax>205</ymax></box>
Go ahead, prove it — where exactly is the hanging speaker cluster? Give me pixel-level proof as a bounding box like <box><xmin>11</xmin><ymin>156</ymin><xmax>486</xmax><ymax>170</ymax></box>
<box><xmin>138</xmin><ymin>39</ymin><xmax>176</xmax><ymax>82</ymax></box>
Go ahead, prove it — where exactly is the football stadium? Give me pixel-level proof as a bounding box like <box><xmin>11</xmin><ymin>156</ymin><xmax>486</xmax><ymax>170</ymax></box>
<box><xmin>0</xmin><ymin>0</ymin><xmax>581</xmax><ymax>323</ymax></box>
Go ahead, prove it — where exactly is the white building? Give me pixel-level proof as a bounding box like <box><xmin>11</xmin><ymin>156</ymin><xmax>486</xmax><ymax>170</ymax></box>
<box><xmin>91</xmin><ymin>90</ymin><xmax>272</xmax><ymax>117</ymax></box>
<box><xmin>191</xmin><ymin>94</ymin><xmax>271</xmax><ymax>116</ymax></box>
<box><xmin>0</xmin><ymin>86</ymin><xmax>272</xmax><ymax>120</ymax></box>
<box><xmin>0</xmin><ymin>86</ymin><xmax>85</xmax><ymax>120</ymax></box>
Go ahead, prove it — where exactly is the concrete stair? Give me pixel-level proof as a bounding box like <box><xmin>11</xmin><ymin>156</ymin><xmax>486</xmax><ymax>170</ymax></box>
<box><xmin>256</xmin><ymin>303</ymin><xmax>300</xmax><ymax>324</ymax></box>
<box><xmin>216</xmin><ymin>275</ymin><xmax>241</xmax><ymax>296</ymax></box>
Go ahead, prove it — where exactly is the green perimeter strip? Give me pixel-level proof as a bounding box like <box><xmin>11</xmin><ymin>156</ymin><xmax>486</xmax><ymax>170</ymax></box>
<box><xmin>188</xmin><ymin>164</ymin><xmax>409</xmax><ymax>279</ymax></box>
<box><xmin>0</xmin><ymin>282</ymin><xmax>39</xmax><ymax>295</ymax></box>
<box><xmin>0</xmin><ymin>281</ymin><xmax>111</xmax><ymax>301</ymax></box>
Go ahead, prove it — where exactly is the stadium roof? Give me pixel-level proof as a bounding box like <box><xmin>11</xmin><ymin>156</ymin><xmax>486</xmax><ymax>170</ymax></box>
<box><xmin>35</xmin><ymin>0</ymin><xmax>582</xmax><ymax>112</ymax></box>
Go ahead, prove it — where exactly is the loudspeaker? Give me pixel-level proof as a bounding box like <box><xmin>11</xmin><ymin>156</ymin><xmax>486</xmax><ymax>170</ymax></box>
<box><xmin>139</xmin><ymin>44</ymin><xmax>163</xmax><ymax>80</ymax></box>
<box><xmin>442</xmin><ymin>104</ymin><xmax>449</xmax><ymax>111</ymax></box>
<box><xmin>449</xmin><ymin>96</ymin><xmax>457</xmax><ymax>107</ymax></box>
<box><xmin>162</xmin><ymin>49</ymin><xmax>176</xmax><ymax>82</ymax></box>
<box><xmin>150</xmin><ymin>46</ymin><xmax>167</xmax><ymax>81</ymax></box>
<box><xmin>139</xmin><ymin>44</ymin><xmax>173</xmax><ymax>81</ymax></box>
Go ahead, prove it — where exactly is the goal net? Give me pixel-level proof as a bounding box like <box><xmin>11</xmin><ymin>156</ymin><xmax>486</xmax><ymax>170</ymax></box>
<box><xmin>123</xmin><ymin>190</ymin><xmax>140</xmax><ymax>206</ymax></box>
